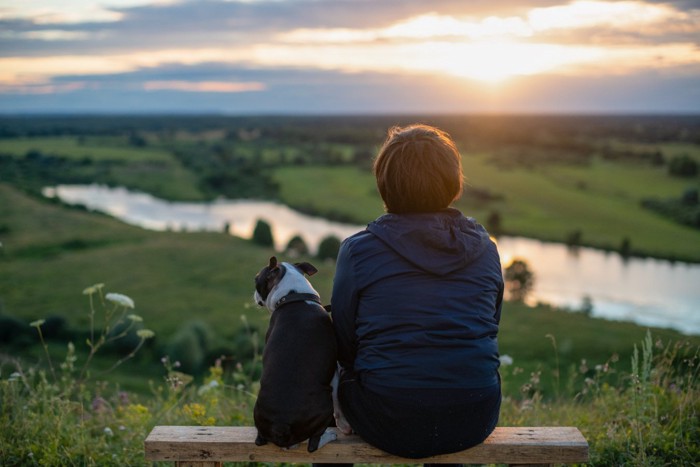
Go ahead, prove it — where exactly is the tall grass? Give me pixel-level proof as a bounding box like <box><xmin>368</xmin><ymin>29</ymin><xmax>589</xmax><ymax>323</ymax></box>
<box><xmin>499</xmin><ymin>330</ymin><xmax>699</xmax><ymax>465</ymax></box>
<box><xmin>1</xmin><ymin>285</ymin><xmax>698</xmax><ymax>465</ymax></box>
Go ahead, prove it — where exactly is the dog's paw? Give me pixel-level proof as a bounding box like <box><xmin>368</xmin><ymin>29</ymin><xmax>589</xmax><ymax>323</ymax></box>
<box><xmin>254</xmin><ymin>433</ymin><xmax>267</xmax><ymax>446</ymax></box>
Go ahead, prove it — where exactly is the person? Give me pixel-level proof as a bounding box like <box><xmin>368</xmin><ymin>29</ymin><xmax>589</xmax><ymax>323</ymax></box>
<box><xmin>330</xmin><ymin>123</ymin><xmax>503</xmax><ymax>460</ymax></box>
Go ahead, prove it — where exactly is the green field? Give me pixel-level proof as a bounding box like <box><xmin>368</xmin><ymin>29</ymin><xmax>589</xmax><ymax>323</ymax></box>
<box><xmin>271</xmin><ymin>152</ymin><xmax>700</xmax><ymax>261</ymax></box>
<box><xmin>0</xmin><ymin>136</ymin><xmax>173</xmax><ymax>162</ymax></box>
<box><xmin>1</xmin><ymin>114</ymin><xmax>699</xmax><ymax>465</ymax></box>
<box><xmin>1</xmin><ymin>115</ymin><xmax>699</xmax><ymax>368</ymax></box>
<box><xmin>1</xmin><ymin>183</ymin><xmax>697</xmax><ymax>393</ymax></box>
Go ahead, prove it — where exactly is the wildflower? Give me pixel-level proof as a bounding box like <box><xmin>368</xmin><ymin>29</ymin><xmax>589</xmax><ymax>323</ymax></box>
<box><xmin>103</xmin><ymin>427</ymin><xmax>114</xmax><ymax>437</ymax></box>
<box><xmin>92</xmin><ymin>397</ymin><xmax>109</xmax><ymax>413</ymax></box>
<box><xmin>8</xmin><ymin>372</ymin><xmax>21</xmax><ymax>382</ymax></box>
<box><xmin>118</xmin><ymin>391</ymin><xmax>129</xmax><ymax>406</ymax></box>
<box><xmin>105</xmin><ymin>292</ymin><xmax>135</xmax><ymax>308</ymax></box>
<box><xmin>499</xmin><ymin>354</ymin><xmax>514</xmax><ymax>366</ymax></box>
<box><xmin>579</xmin><ymin>359</ymin><xmax>589</xmax><ymax>374</ymax></box>
<box><xmin>82</xmin><ymin>283</ymin><xmax>105</xmax><ymax>295</ymax></box>
<box><xmin>136</xmin><ymin>329</ymin><xmax>155</xmax><ymax>339</ymax></box>
<box><xmin>127</xmin><ymin>314</ymin><xmax>143</xmax><ymax>322</ymax></box>
<box><xmin>30</xmin><ymin>319</ymin><xmax>45</xmax><ymax>328</ymax></box>
<box><xmin>198</xmin><ymin>380</ymin><xmax>220</xmax><ymax>395</ymax></box>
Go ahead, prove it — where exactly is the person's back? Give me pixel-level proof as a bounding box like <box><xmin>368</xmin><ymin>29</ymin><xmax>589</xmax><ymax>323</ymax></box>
<box><xmin>330</xmin><ymin>124</ymin><xmax>504</xmax><ymax>459</ymax></box>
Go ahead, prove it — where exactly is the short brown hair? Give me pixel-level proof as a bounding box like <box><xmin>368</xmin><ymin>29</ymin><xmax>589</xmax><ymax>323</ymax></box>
<box><xmin>373</xmin><ymin>124</ymin><xmax>464</xmax><ymax>213</ymax></box>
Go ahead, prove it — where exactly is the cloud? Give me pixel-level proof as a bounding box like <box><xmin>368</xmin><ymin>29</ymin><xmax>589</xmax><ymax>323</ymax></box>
<box><xmin>1</xmin><ymin>0</ymin><xmax>699</xmax><ymax>113</ymax></box>
<box><xmin>1</xmin><ymin>61</ymin><xmax>698</xmax><ymax>114</ymax></box>
<box><xmin>142</xmin><ymin>80</ymin><xmax>265</xmax><ymax>92</ymax></box>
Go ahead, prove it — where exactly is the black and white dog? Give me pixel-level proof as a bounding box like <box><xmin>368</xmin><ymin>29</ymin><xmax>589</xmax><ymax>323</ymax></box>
<box><xmin>253</xmin><ymin>256</ymin><xmax>339</xmax><ymax>452</ymax></box>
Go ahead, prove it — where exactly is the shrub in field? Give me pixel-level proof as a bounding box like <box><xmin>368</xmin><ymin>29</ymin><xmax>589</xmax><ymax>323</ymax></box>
<box><xmin>164</xmin><ymin>321</ymin><xmax>214</xmax><ymax>375</ymax></box>
<box><xmin>504</xmin><ymin>258</ymin><xmax>535</xmax><ymax>302</ymax></box>
<box><xmin>668</xmin><ymin>155</ymin><xmax>698</xmax><ymax>178</ymax></box>
<box><xmin>285</xmin><ymin>234</ymin><xmax>309</xmax><ymax>257</ymax></box>
<box><xmin>317</xmin><ymin>235</ymin><xmax>341</xmax><ymax>261</ymax></box>
<box><xmin>252</xmin><ymin>218</ymin><xmax>274</xmax><ymax>247</ymax></box>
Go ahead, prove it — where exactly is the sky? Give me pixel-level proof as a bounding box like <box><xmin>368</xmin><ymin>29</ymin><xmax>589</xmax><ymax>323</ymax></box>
<box><xmin>1</xmin><ymin>0</ymin><xmax>699</xmax><ymax>114</ymax></box>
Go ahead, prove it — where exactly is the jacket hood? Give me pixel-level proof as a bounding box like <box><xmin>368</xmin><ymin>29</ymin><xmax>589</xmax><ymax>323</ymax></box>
<box><xmin>366</xmin><ymin>208</ymin><xmax>493</xmax><ymax>275</ymax></box>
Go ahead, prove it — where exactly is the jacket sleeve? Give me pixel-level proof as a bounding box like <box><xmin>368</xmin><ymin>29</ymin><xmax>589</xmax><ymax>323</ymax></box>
<box><xmin>331</xmin><ymin>239</ymin><xmax>359</xmax><ymax>371</ymax></box>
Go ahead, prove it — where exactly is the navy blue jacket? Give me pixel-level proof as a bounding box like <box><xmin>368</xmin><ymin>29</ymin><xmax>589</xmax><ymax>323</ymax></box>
<box><xmin>332</xmin><ymin>208</ymin><xmax>503</xmax><ymax>392</ymax></box>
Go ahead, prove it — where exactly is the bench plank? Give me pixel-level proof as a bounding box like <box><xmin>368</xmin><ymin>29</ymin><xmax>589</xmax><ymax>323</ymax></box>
<box><xmin>145</xmin><ymin>426</ymin><xmax>588</xmax><ymax>465</ymax></box>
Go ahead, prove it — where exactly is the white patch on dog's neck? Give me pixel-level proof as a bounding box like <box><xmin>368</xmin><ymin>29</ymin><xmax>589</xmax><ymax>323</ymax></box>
<box><xmin>265</xmin><ymin>263</ymin><xmax>320</xmax><ymax>311</ymax></box>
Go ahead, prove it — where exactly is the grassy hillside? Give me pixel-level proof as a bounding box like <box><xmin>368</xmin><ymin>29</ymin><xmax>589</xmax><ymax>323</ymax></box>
<box><xmin>271</xmin><ymin>150</ymin><xmax>700</xmax><ymax>261</ymax></box>
<box><xmin>1</xmin><ymin>182</ymin><xmax>698</xmax><ymax>465</ymax></box>
<box><xmin>2</xmin><ymin>184</ymin><xmax>697</xmax><ymax>382</ymax></box>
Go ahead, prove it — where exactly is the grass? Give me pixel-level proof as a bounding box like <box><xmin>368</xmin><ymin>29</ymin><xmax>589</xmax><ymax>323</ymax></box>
<box><xmin>273</xmin><ymin>165</ymin><xmax>384</xmax><ymax>223</ymax></box>
<box><xmin>2</xmin><ymin>182</ymin><xmax>698</xmax><ymax>375</ymax></box>
<box><xmin>2</xmin><ymin>117</ymin><xmax>699</xmax><ymax>464</ymax></box>
<box><xmin>0</xmin><ymin>136</ymin><xmax>172</xmax><ymax>162</ymax></box>
<box><xmin>1</xmin><ymin>182</ymin><xmax>699</xmax><ymax>465</ymax></box>
<box><xmin>456</xmin><ymin>153</ymin><xmax>700</xmax><ymax>260</ymax></box>
<box><xmin>1</xmin><ymin>317</ymin><xmax>698</xmax><ymax>465</ymax></box>
<box><xmin>0</xmin><ymin>136</ymin><xmax>206</xmax><ymax>201</ymax></box>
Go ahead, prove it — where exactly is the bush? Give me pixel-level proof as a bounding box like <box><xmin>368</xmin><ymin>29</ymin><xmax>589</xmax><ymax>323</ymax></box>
<box><xmin>486</xmin><ymin>210</ymin><xmax>502</xmax><ymax>235</ymax></box>
<box><xmin>165</xmin><ymin>321</ymin><xmax>213</xmax><ymax>375</ymax></box>
<box><xmin>285</xmin><ymin>234</ymin><xmax>309</xmax><ymax>257</ymax></box>
<box><xmin>317</xmin><ymin>235</ymin><xmax>341</xmax><ymax>261</ymax></box>
<box><xmin>668</xmin><ymin>155</ymin><xmax>698</xmax><ymax>177</ymax></box>
<box><xmin>0</xmin><ymin>315</ymin><xmax>28</xmax><ymax>344</ymax></box>
<box><xmin>251</xmin><ymin>219</ymin><xmax>274</xmax><ymax>247</ymax></box>
<box><xmin>504</xmin><ymin>258</ymin><xmax>535</xmax><ymax>301</ymax></box>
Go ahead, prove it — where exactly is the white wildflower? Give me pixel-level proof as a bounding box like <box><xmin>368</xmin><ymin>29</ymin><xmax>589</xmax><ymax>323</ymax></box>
<box><xmin>30</xmin><ymin>319</ymin><xmax>45</xmax><ymax>328</ymax></box>
<box><xmin>499</xmin><ymin>354</ymin><xmax>514</xmax><ymax>366</ymax></box>
<box><xmin>104</xmin><ymin>427</ymin><xmax>114</xmax><ymax>437</ymax></box>
<box><xmin>197</xmin><ymin>379</ymin><xmax>220</xmax><ymax>396</ymax></box>
<box><xmin>136</xmin><ymin>329</ymin><xmax>155</xmax><ymax>339</ymax></box>
<box><xmin>8</xmin><ymin>372</ymin><xmax>21</xmax><ymax>382</ymax></box>
<box><xmin>82</xmin><ymin>283</ymin><xmax>105</xmax><ymax>295</ymax></box>
<box><xmin>127</xmin><ymin>314</ymin><xmax>143</xmax><ymax>322</ymax></box>
<box><xmin>105</xmin><ymin>293</ymin><xmax>134</xmax><ymax>308</ymax></box>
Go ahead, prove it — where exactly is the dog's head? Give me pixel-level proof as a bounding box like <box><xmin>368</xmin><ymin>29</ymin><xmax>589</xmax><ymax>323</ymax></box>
<box><xmin>254</xmin><ymin>256</ymin><xmax>319</xmax><ymax>310</ymax></box>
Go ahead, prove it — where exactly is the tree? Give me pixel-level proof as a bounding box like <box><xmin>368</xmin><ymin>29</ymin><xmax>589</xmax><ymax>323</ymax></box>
<box><xmin>317</xmin><ymin>235</ymin><xmax>341</xmax><ymax>261</ymax></box>
<box><xmin>668</xmin><ymin>155</ymin><xmax>698</xmax><ymax>178</ymax></box>
<box><xmin>486</xmin><ymin>210</ymin><xmax>502</xmax><ymax>236</ymax></box>
<box><xmin>504</xmin><ymin>258</ymin><xmax>535</xmax><ymax>302</ymax></box>
<box><xmin>285</xmin><ymin>234</ymin><xmax>309</xmax><ymax>257</ymax></box>
<box><xmin>252</xmin><ymin>219</ymin><xmax>274</xmax><ymax>247</ymax></box>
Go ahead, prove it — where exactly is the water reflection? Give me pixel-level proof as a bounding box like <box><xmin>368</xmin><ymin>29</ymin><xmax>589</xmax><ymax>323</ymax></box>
<box><xmin>43</xmin><ymin>184</ymin><xmax>700</xmax><ymax>335</ymax></box>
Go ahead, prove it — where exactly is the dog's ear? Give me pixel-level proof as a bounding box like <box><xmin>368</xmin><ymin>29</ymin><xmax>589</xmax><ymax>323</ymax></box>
<box><xmin>268</xmin><ymin>256</ymin><xmax>278</xmax><ymax>269</ymax></box>
<box><xmin>294</xmin><ymin>262</ymin><xmax>318</xmax><ymax>276</ymax></box>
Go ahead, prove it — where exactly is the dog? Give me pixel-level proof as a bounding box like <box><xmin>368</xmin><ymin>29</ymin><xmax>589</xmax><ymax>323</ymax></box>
<box><xmin>253</xmin><ymin>256</ymin><xmax>338</xmax><ymax>452</ymax></box>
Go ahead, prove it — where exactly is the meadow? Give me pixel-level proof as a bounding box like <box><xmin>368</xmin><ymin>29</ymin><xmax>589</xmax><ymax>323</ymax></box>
<box><xmin>1</xmin><ymin>115</ymin><xmax>699</xmax><ymax>465</ymax></box>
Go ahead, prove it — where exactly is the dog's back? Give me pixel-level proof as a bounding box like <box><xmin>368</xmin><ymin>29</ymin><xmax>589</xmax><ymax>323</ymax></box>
<box><xmin>254</xmin><ymin>299</ymin><xmax>337</xmax><ymax>448</ymax></box>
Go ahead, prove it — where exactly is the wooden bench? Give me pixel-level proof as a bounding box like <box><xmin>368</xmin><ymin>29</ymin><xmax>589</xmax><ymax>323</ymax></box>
<box><xmin>145</xmin><ymin>426</ymin><xmax>589</xmax><ymax>466</ymax></box>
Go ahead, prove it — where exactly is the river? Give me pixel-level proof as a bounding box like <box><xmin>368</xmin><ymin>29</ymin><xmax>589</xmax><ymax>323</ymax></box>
<box><xmin>43</xmin><ymin>184</ymin><xmax>700</xmax><ymax>335</ymax></box>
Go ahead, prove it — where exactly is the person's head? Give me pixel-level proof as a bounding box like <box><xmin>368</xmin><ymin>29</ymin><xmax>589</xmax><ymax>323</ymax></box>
<box><xmin>373</xmin><ymin>124</ymin><xmax>464</xmax><ymax>214</ymax></box>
